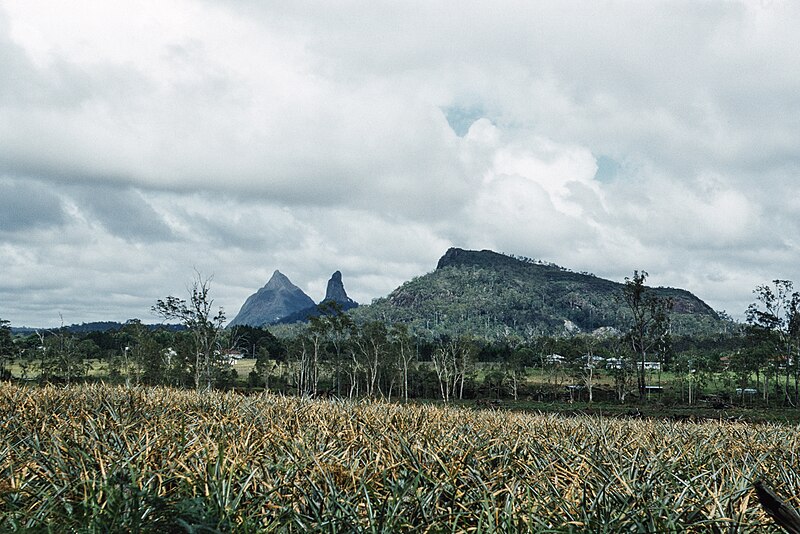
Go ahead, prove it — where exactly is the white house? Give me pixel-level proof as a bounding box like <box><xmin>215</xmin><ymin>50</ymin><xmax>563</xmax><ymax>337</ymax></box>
<box><xmin>544</xmin><ymin>354</ymin><xmax>565</xmax><ymax>365</ymax></box>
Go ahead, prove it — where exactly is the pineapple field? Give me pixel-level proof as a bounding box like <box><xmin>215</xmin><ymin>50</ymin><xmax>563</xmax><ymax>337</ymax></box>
<box><xmin>1</xmin><ymin>383</ymin><xmax>798</xmax><ymax>532</ymax></box>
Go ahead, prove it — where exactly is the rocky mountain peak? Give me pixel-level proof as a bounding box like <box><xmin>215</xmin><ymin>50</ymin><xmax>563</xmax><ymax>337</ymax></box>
<box><xmin>264</xmin><ymin>270</ymin><xmax>292</xmax><ymax>290</ymax></box>
<box><xmin>324</xmin><ymin>270</ymin><xmax>356</xmax><ymax>306</ymax></box>
<box><xmin>227</xmin><ymin>271</ymin><xmax>315</xmax><ymax>328</ymax></box>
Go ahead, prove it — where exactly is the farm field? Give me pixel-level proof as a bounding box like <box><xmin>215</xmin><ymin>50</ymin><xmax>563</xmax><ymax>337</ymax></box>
<box><xmin>1</xmin><ymin>383</ymin><xmax>798</xmax><ymax>532</ymax></box>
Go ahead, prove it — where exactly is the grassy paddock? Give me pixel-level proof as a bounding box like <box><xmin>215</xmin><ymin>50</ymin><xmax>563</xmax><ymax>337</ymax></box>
<box><xmin>230</xmin><ymin>358</ymin><xmax>257</xmax><ymax>377</ymax></box>
<box><xmin>1</xmin><ymin>383</ymin><xmax>797</xmax><ymax>532</ymax></box>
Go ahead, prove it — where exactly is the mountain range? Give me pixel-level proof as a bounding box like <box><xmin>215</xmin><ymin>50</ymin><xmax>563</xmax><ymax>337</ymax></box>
<box><xmin>233</xmin><ymin>247</ymin><xmax>725</xmax><ymax>338</ymax></box>
<box><xmin>14</xmin><ymin>248</ymin><xmax>726</xmax><ymax>337</ymax></box>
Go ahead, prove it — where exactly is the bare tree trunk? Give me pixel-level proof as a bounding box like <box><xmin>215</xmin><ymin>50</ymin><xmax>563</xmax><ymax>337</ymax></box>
<box><xmin>312</xmin><ymin>336</ymin><xmax>320</xmax><ymax>397</ymax></box>
<box><xmin>194</xmin><ymin>350</ymin><xmax>202</xmax><ymax>391</ymax></box>
<box><xmin>348</xmin><ymin>351</ymin><xmax>359</xmax><ymax>398</ymax></box>
<box><xmin>458</xmin><ymin>352</ymin><xmax>467</xmax><ymax>400</ymax></box>
<box><xmin>432</xmin><ymin>346</ymin><xmax>452</xmax><ymax>402</ymax></box>
<box><xmin>403</xmin><ymin>359</ymin><xmax>409</xmax><ymax>402</ymax></box>
<box><xmin>587</xmin><ymin>366</ymin><xmax>594</xmax><ymax>403</ymax></box>
<box><xmin>511</xmin><ymin>373</ymin><xmax>518</xmax><ymax>401</ymax></box>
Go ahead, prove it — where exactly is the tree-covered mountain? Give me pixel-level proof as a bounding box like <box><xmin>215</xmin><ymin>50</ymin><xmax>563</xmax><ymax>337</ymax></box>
<box><xmin>352</xmin><ymin>248</ymin><xmax>726</xmax><ymax>339</ymax></box>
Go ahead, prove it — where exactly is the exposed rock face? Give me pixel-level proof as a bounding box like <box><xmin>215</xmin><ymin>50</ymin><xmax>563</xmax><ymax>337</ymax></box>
<box><xmin>274</xmin><ymin>271</ymin><xmax>358</xmax><ymax>325</ymax></box>
<box><xmin>324</xmin><ymin>270</ymin><xmax>357</xmax><ymax>308</ymax></box>
<box><xmin>436</xmin><ymin>247</ymin><xmax>519</xmax><ymax>271</ymax></box>
<box><xmin>228</xmin><ymin>271</ymin><xmax>315</xmax><ymax>327</ymax></box>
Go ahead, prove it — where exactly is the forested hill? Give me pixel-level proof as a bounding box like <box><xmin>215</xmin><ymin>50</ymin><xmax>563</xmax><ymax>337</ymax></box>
<box><xmin>11</xmin><ymin>321</ymin><xmax>186</xmax><ymax>335</ymax></box>
<box><xmin>352</xmin><ymin>248</ymin><xmax>725</xmax><ymax>339</ymax></box>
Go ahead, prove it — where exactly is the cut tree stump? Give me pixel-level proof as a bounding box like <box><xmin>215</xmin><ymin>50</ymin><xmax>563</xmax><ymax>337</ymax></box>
<box><xmin>754</xmin><ymin>480</ymin><xmax>800</xmax><ymax>534</ymax></box>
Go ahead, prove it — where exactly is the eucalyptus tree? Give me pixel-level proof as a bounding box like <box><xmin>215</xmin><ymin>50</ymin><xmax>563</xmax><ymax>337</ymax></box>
<box><xmin>36</xmin><ymin>319</ymin><xmax>87</xmax><ymax>385</ymax></box>
<box><xmin>113</xmin><ymin>319</ymin><xmax>163</xmax><ymax>386</ymax></box>
<box><xmin>506</xmin><ymin>346</ymin><xmax>533</xmax><ymax>401</ymax></box>
<box><xmin>308</xmin><ymin>302</ymin><xmax>354</xmax><ymax>396</ymax></box>
<box><xmin>352</xmin><ymin>321</ymin><xmax>389</xmax><ymax>398</ymax></box>
<box><xmin>571</xmin><ymin>335</ymin><xmax>601</xmax><ymax>404</ymax></box>
<box><xmin>287</xmin><ymin>333</ymin><xmax>316</xmax><ymax>397</ymax></box>
<box><xmin>387</xmin><ymin>323</ymin><xmax>415</xmax><ymax>402</ymax></box>
<box><xmin>623</xmin><ymin>271</ymin><xmax>672</xmax><ymax>400</ymax></box>
<box><xmin>0</xmin><ymin>318</ymin><xmax>13</xmax><ymax>379</ymax></box>
<box><xmin>498</xmin><ymin>331</ymin><xmax>527</xmax><ymax>401</ymax></box>
<box><xmin>431</xmin><ymin>337</ymin><xmax>457</xmax><ymax>402</ymax></box>
<box><xmin>746</xmin><ymin>280</ymin><xmax>800</xmax><ymax>406</ymax></box>
<box><xmin>606</xmin><ymin>335</ymin><xmax>636</xmax><ymax>403</ymax></box>
<box><xmin>432</xmin><ymin>335</ymin><xmax>476</xmax><ymax>402</ymax></box>
<box><xmin>153</xmin><ymin>272</ymin><xmax>226</xmax><ymax>391</ymax></box>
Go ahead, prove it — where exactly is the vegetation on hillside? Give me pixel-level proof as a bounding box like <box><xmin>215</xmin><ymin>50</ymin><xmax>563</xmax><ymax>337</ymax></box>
<box><xmin>352</xmin><ymin>248</ymin><xmax>727</xmax><ymax>339</ymax></box>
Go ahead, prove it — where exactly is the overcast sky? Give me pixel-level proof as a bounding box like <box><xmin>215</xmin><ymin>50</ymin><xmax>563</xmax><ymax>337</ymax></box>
<box><xmin>2</xmin><ymin>0</ymin><xmax>799</xmax><ymax>327</ymax></box>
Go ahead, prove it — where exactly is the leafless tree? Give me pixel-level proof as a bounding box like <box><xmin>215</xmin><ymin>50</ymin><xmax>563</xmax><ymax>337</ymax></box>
<box><xmin>153</xmin><ymin>271</ymin><xmax>226</xmax><ymax>391</ymax></box>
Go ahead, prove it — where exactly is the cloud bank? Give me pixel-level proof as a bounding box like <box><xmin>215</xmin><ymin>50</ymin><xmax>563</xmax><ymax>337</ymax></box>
<box><xmin>2</xmin><ymin>0</ymin><xmax>799</xmax><ymax>326</ymax></box>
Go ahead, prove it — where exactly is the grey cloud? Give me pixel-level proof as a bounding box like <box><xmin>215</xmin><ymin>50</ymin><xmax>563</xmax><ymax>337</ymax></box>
<box><xmin>3</xmin><ymin>1</ymin><xmax>800</xmax><ymax>325</ymax></box>
<box><xmin>0</xmin><ymin>178</ymin><xmax>65</xmax><ymax>231</ymax></box>
<box><xmin>69</xmin><ymin>185</ymin><xmax>175</xmax><ymax>243</ymax></box>
<box><xmin>0</xmin><ymin>18</ymin><xmax>36</xmax><ymax>105</ymax></box>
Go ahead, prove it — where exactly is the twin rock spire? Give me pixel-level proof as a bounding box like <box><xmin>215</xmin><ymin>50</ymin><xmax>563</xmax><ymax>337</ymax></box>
<box><xmin>228</xmin><ymin>270</ymin><xmax>357</xmax><ymax>328</ymax></box>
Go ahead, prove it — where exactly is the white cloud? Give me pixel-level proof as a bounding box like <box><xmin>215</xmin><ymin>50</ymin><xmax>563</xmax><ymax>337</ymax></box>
<box><xmin>2</xmin><ymin>1</ymin><xmax>800</xmax><ymax>325</ymax></box>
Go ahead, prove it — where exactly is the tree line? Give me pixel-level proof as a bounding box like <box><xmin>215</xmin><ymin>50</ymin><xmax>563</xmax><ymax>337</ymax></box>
<box><xmin>2</xmin><ymin>273</ymin><xmax>800</xmax><ymax>407</ymax></box>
